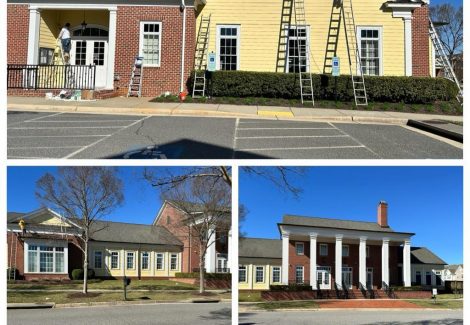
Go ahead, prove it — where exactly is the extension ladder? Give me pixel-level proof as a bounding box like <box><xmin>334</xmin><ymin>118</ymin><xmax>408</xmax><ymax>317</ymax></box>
<box><xmin>293</xmin><ymin>0</ymin><xmax>314</xmax><ymax>106</ymax></box>
<box><xmin>128</xmin><ymin>56</ymin><xmax>144</xmax><ymax>97</ymax></box>
<box><xmin>341</xmin><ymin>0</ymin><xmax>368</xmax><ymax>106</ymax></box>
<box><xmin>8</xmin><ymin>232</ymin><xmax>18</xmax><ymax>281</ymax></box>
<box><xmin>323</xmin><ymin>1</ymin><xmax>342</xmax><ymax>74</ymax></box>
<box><xmin>276</xmin><ymin>0</ymin><xmax>293</xmax><ymax>72</ymax></box>
<box><xmin>429</xmin><ymin>19</ymin><xmax>463</xmax><ymax>103</ymax></box>
<box><xmin>192</xmin><ymin>15</ymin><xmax>211</xmax><ymax>98</ymax></box>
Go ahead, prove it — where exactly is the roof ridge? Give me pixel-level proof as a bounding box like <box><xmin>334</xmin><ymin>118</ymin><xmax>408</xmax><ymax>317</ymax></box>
<box><xmin>284</xmin><ymin>214</ymin><xmax>385</xmax><ymax>225</ymax></box>
<box><xmin>241</xmin><ymin>237</ymin><xmax>280</xmax><ymax>241</ymax></box>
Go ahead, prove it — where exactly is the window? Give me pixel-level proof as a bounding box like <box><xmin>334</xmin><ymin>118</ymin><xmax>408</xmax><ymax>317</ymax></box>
<box><xmin>239</xmin><ymin>265</ymin><xmax>247</xmax><ymax>283</ymax></box>
<box><xmin>295</xmin><ymin>242</ymin><xmax>304</xmax><ymax>255</ymax></box>
<box><xmin>126</xmin><ymin>252</ymin><xmax>135</xmax><ymax>269</ymax></box>
<box><xmin>342</xmin><ymin>245</ymin><xmax>349</xmax><ymax>257</ymax></box>
<box><xmin>217</xmin><ymin>25</ymin><xmax>240</xmax><ymax>70</ymax></box>
<box><xmin>426</xmin><ymin>271</ymin><xmax>432</xmax><ymax>285</ymax></box>
<box><xmin>141</xmin><ymin>252</ymin><xmax>149</xmax><ymax>270</ymax></box>
<box><xmin>27</xmin><ymin>244</ymin><xmax>65</xmax><ymax>273</ymax></box>
<box><xmin>295</xmin><ymin>265</ymin><xmax>304</xmax><ymax>284</ymax></box>
<box><xmin>156</xmin><ymin>253</ymin><xmax>164</xmax><ymax>270</ymax></box>
<box><xmin>110</xmin><ymin>252</ymin><xmax>119</xmax><ymax>269</ymax></box>
<box><xmin>287</xmin><ymin>25</ymin><xmax>309</xmax><ymax>73</ymax></box>
<box><xmin>39</xmin><ymin>47</ymin><xmax>54</xmax><ymax>65</ymax></box>
<box><xmin>319</xmin><ymin>244</ymin><xmax>328</xmax><ymax>256</ymax></box>
<box><xmin>255</xmin><ymin>266</ymin><xmax>264</xmax><ymax>283</ymax></box>
<box><xmin>170</xmin><ymin>253</ymin><xmax>178</xmax><ymax>270</ymax></box>
<box><xmin>93</xmin><ymin>41</ymin><xmax>105</xmax><ymax>66</ymax></box>
<box><xmin>415</xmin><ymin>271</ymin><xmax>422</xmax><ymax>284</ymax></box>
<box><xmin>366</xmin><ymin>246</ymin><xmax>370</xmax><ymax>258</ymax></box>
<box><xmin>139</xmin><ymin>22</ymin><xmax>162</xmax><ymax>66</ymax></box>
<box><xmin>94</xmin><ymin>251</ymin><xmax>103</xmax><ymax>269</ymax></box>
<box><xmin>358</xmin><ymin>27</ymin><xmax>381</xmax><ymax>76</ymax></box>
<box><xmin>72</xmin><ymin>27</ymin><xmax>108</xmax><ymax>37</ymax></box>
<box><xmin>272</xmin><ymin>266</ymin><xmax>281</xmax><ymax>283</ymax></box>
<box><xmin>74</xmin><ymin>40</ymin><xmax>87</xmax><ymax>65</ymax></box>
<box><xmin>436</xmin><ymin>271</ymin><xmax>442</xmax><ymax>286</ymax></box>
<box><xmin>166</xmin><ymin>216</ymin><xmax>171</xmax><ymax>225</ymax></box>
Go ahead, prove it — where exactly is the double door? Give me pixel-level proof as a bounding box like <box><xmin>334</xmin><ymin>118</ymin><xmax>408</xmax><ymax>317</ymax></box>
<box><xmin>70</xmin><ymin>39</ymin><xmax>108</xmax><ymax>88</ymax></box>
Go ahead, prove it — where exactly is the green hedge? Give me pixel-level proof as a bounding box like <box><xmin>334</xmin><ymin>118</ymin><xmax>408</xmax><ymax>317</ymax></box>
<box><xmin>391</xmin><ymin>285</ymin><xmax>424</xmax><ymax>291</ymax></box>
<box><xmin>175</xmin><ymin>272</ymin><xmax>231</xmax><ymax>280</ymax></box>
<box><xmin>187</xmin><ymin>71</ymin><xmax>458</xmax><ymax>104</ymax></box>
<box><xmin>71</xmin><ymin>268</ymin><xmax>95</xmax><ymax>280</ymax></box>
<box><xmin>269</xmin><ymin>284</ymin><xmax>313</xmax><ymax>292</ymax></box>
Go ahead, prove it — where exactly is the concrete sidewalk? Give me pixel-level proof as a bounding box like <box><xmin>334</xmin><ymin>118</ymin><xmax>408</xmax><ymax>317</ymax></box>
<box><xmin>7</xmin><ymin>96</ymin><xmax>463</xmax><ymax>125</ymax></box>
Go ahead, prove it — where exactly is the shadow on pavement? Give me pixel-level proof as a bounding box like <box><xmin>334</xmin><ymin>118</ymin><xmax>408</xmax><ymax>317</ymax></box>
<box><xmin>363</xmin><ymin>319</ymin><xmax>462</xmax><ymax>325</ymax></box>
<box><xmin>199</xmin><ymin>306</ymin><xmax>231</xmax><ymax>321</ymax></box>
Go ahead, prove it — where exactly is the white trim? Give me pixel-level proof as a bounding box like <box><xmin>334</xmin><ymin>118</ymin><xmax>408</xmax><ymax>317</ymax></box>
<box><xmin>141</xmin><ymin>251</ymin><xmax>150</xmax><ymax>270</ymax></box>
<box><xmin>382</xmin><ymin>238</ymin><xmax>390</xmax><ymax>286</ymax></box>
<box><xmin>271</xmin><ymin>266</ymin><xmax>282</xmax><ymax>284</ymax></box>
<box><xmin>357</xmin><ymin>26</ymin><xmax>383</xmax><ymax>76</ymax></box>
<box><xmin>24</xmin><ymin>239</ymin><xmax>68</xmax><ymax>274</ymax></box>
<box><xmin>309</xmin><ymin>233</ymin><xmax>317</xmax><ymax>289</ymax></box>
<box><xmin>281</xmin><ymin>233</ymin><xmax>289</xmax><ymax>284</ymax></box>
<box><xmin>295</xmin><ymin>265</ymin><xmax>304</xmax><ymax>284</ymax></box>
<box><xmin>126</xmin><ymin>251</ymin><xmax>135</xmax><ymax>269</ymax></box>
<box><xmin>385</xmin><ymin>3</ymin><xmax>421</xmax><ymax>9</ymax></box>
<box><xmin>29</xmin><ymin>4</ymin><xmax>118</xmax><ymax>10</ymax></box>
<box><xmin>285</xmin><ymin>24</ymin><xmax>311</xmax><ymax>73</ymax></box>
<box><xmin>107</xmin><ymin>9</ymin><xmax>117</xmax><ymax>90</ymax></box>
<box><xmin>335</xmin><ymin>235</ymin><xmax>343</xmax><ymax>289</ymax></box>
<box><xmin>110</xmin><ymin>250</ymin><xmax>120</xmax><ymax>270</ymax></box>
<box><xmin>403</xmin><ymin>240</ymin><xmax>411</xmax><ymax>287</ymax></box>
<box><xmin>139</xmin><ymin>21</ymin><xmax>162</xmax><ymax>68</ymax></box>
<box><xmin>359</xmin><ymin>237</ymin><xmax>367</xmax><ymax>287</ymax></box>
<box><xmin>255</xmin><ymin>265</ymin><xmax>265</xmax><ymax>283</ymax></box>
<box><xmin>155</xmin><ymin>252</ymin><xmax>165</xmax><ymax>270</ymax></box>
<box><xmin>238</xmin><ymin>265</ymin><xmax>247</xmax><ymax>283</ymax></box>
<box><xmin>216</xmin><ymin>25</ymin><xmax>241</xmax><ymax>71</ymax></box>
<box><xmin>170</xmin><ymin>252</ymin><xmax>178</xmax><ymax>271</ymax></box>
<box><xmin>403</xmin><ymin>17</ymin><xmax>413</xmax><ymax>76</ymax></box>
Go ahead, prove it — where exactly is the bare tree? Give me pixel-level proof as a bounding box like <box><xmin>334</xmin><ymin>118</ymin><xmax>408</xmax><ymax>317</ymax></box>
<box><xmin>430</xmin><ymin>4</ymin><xmax>463</xmax><ymax>66</ymax></box>
<box><xmin>35</xmin><ymin>167</ymin><xmax>124</xmax><ymax>294</ymax></box>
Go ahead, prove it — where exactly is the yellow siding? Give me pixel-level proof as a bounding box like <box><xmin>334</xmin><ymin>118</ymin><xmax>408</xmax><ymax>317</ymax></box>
<box><xmin>198</xmin><ymin>0</ymin><xmax>407</xmax><ymax>76</ymax></box>
<box><xmin>239</xmin><ymin>263</ymin><xmax>282</xmax><ymax>290</ymax></box>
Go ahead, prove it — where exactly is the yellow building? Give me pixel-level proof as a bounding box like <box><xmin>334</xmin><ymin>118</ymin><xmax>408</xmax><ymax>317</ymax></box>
<box><xmin>196</xmin><ymin>0</ymin><xmax>433</xmax><ymax>77</ymax></box>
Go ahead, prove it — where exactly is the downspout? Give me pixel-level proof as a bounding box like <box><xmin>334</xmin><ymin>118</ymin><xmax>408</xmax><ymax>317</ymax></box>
<box><xmin>180</xmin><ymin>0</ymin><xmax>187</xmax><ymax>93</ymax></box>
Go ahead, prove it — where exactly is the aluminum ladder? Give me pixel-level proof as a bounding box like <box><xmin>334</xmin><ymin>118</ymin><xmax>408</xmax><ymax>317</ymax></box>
<box><xmin>429</xmin><ymin>18</ymin><xmax>463</xmax><ymax>103</ymax></box>
<box><xmin>127</xmin><ymin>56</ymin><xmax>144</xmax><ymax>97</ymax></box>
<box><xmin>293</xmin><ymin>0</ymin><xmax>314</xmax><ymax>106</ymax></box>
<box><xmin>8</xmin><ymin>232</ymin><xmax>18</xmax><ymax>281</ymax></box>
<box><xmin>192</xmin><ymin>15</ymin><xmax>211</xmax><ymax>98</ymax></box>
<box><xmin>342</xmin><ymin>0</ymin><xmax>368</xmax><ymax>106</ymax></box>
<box><xmin>323</xmin><ymin>1</ymin><xmax>342</xmax><ymax>74</ymax></box>
<box><xmin>276</xmin><ymin>0</ymin><xmax>293</xmax><ymax>72</ymax></box>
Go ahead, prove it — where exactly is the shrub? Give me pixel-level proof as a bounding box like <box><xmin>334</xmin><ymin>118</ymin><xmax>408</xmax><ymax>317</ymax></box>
<box><xmin>391</xmin><ymin>285</ymin><xmax>424</xmax><ymax>291</ymax></box>
<box><xmin>187</xmin><ymin>71</ymin><xmax>458</xmax><ymax>104</ymax></box>
<box><xmin>175</xmin><ymin>272</ymin><xmax>231</xmax><ymax>280</ymax></box>
<box><xmin>71</xmin><ymin>269</ymin><xmax>95</xmax><ymax>280</ymax></box>
<box><xmin>269</xmin><ymin>284</ymin><xmax>313</xmax><ymax>292</ymax></box>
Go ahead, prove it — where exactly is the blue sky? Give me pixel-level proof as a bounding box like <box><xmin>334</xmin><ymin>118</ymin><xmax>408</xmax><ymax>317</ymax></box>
<box><xmin>7</xmin><ymin>166</ymin><xmax>187</xmax><ymax>225</ymax></box>
<box><xmin>430</xmin><ymin>0</ymin><xmax>462</xmax><ymax>6</ymax></box>
<box><xmin>239</xmin><ymin>167</ymin><xmax>463</xmax><ymax>264</ymax></box>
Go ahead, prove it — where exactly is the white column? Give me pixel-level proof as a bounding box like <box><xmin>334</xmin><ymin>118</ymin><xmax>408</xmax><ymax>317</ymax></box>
<box><xmin>403</xmin><ymin>240</ymin><xmax>411</xmax><ymax>287</ymax></box>
<box><xmin>27</xmin><ymin>8</ymin><xmax>41</xmax><ymax>64</ymax></box>
<box><xmin>309</xmin><ymin>233</ymin><xmax>317</xmax><ymax>290</ymax></box>
<box><xmin>335</xmin><ymin>235</ymin><xmax>343</xmax><ymax>289</ymax></box>
<box><xmin>382</xmin><ymin>238</ymin><xmax>390</xmax><ymax>287</ymax></box>
<box><xmin>121</xmin><ymin>250</ymin><xmax>125</xmax><ymax>276</ymax></box>
<box><xmin>404</xmin><ymin>17</ymin><xmax>413</xmax><ymax>76</ymax></box>
<box><xmin>106</xmin><ymin>8</ymin><xmax>117</xmax><ymax>90</ymax></box>
<box><xmin>281</xmin><ymin>233</ymin><xmax>290</xmax><ymax>284</ymax></box>
<box><xmin>205</xmin><ymin>227</ymin><xmax>216</xmax><ymax>273</ymax></box>
<box><xmin>359</xmin><ymin>237</ymin><xmax>367</xmax><ymax>288</ymax></box>
<box><xmin>227</xmin><ymin>228</ymin><xmax>232</xmax><ymax>271</ymax></box>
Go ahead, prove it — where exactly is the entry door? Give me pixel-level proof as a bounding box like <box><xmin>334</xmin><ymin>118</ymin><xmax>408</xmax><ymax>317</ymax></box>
<box><xmin>216</xmin><ymin>254</ymin><xmax>228</xmax><ymax>273</ymax></box>
<box><xmin>366</xmin><ymin>268</ymin><xmax>373</xmax><ymax>289</ymax></box>
<box><xmin>342</xmin><ymin>267</ymin><xmax>353</xmax><ymax>289</ymax></box>
<box><xmin>71</xmin><ymin>40</ymin><xmax>108</xmax><ymax>88</ymax></box>
<box><xmin>317</xmin><ymin>266</ymin><xmax>331</xmax><ymax>290</ymax></box>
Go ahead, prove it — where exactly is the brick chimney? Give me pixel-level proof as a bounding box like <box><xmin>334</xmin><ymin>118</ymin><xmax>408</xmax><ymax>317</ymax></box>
<box><xmin>377</xmin><ymin>201</ymin><xmax>388</xmax><ymax>227</ymax></box>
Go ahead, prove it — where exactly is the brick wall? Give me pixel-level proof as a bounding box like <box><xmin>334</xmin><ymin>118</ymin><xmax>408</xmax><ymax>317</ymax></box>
<box><xmin>114</xmin><ymin>6</ymin><xmax>196</xmax><ymax>97</ymax></box>
<box><xmin>7</xmin><ymin>233</ymin><xmax>25</xmax><ymax>277</ymax></box>
<box><xmin>288</xmin><ymin>240</ymin><xmax>311</xmax><ymax>283</ymax></box>
<box><xmin>7</xmin><ymin>4</ymin><xmax>29</xmax><ymax>64</ymax></box>
<box><xmin>412</xmin><ymin>5</ymin><xmax>430</xmax><ymax>76</ymax></box>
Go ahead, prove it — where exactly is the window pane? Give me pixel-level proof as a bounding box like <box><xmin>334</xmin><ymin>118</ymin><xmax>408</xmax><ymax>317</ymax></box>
<box><xmin>28</xmin><ymin>251</ymin><xmax>37</xmax><ymax>272</ymax></box>
<box><xmin>142</xmin><ymin>252</ymin><xmax>149</xmax><ymax>270</ymax></box>
<box><xmin>111</xmin><ymin>252</ymin><xmax>119</xmax><ymax>269</ymax></box>
<box><xmin>127</xmin><ymin>252</ymin><xmax>134</xmax><ymax>269</ymax></box>
<box><xmin>255</xmin><ymin>266</ymin><xmax>264</xmax><ymax>282</ymax></box>
<box><xmin>156</xmin><ymin>253</ymin><xmax>164</xmax><ymax>270</ymax></box>
<box><xmin>56</xmin><ymin>252</ymin><xmax>64</xmax><ymax>273</ymax></box>
<box><xmin>239</xmin><ymin>266</ymin><xmax>246</xmax><ymax>282</ymax></box>
<box><xmin>94</xmin><ymin>251</ymin><xmax>102</xmax><ymax>269</ymax></box>
<box><xmin>40</xmin><ymin>252</ymin><xmax>53</xmax><ymax>272</ymax></box>
<box><xmin>170</xmin><ymin>254</ymin><xmax>178</xmax><ymax>270</ymax></box>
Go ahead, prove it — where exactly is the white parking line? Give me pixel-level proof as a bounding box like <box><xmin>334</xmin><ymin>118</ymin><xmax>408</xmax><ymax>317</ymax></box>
<box><xmin>232</xmin><ymin>118</ymin><xmax>240</xmax><ymax>159</ymax></box>
<box><xmin>238</xmin><ymin>145</ymin><xmax>366</xmax><ymax>151</ymax></box>
<box><xmin>9</xmin><ymin>135</ymin><xmax>111</xmax><ymax>138</ymax></box>
<box><xmin>237</xmin><ymin>127</ymin><xmax>336</xmax><ymax>130</ymax></box>
<box><xmin>236</xmin><ymin>135</ymin><xmax>349</xmax><ymax>139</ymax></box>
<box><xmin>7</xmin><ymin>112</ymin><xmax>65</xmax><ymax>127</ymax></box>
<box><xmin>8</xmin><ymin>126</ymin><xmax>124</xmax><ymax>130</ymax></box>
<box><xmin>328</xmin><ymin>122</ymin><xmax>381</xmax><ymax>158</ymax></box>
<box><xmin>23</xmin><ymin>120</ymin><xmax>140</xmax><ymax>123</ymax></box>
<box><xmin>9</xmin><ymin>146</ymin><xmax>83</xmax><ymax>149</ymax></box>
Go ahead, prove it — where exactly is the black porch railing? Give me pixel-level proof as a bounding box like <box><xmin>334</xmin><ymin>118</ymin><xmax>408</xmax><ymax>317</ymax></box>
<box><xmin>7</xmin><ymin>64</ymin><xmax>96</xmax><ymax>90</ymax></box>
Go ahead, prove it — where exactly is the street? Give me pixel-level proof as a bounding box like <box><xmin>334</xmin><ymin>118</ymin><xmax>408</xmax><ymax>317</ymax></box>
<box><xmin>8</xmin><ymin>302</ymin><xmax>231</xmax><ymax>325</ymax></box>
<box><xmin>7</xmin><ymin>111</ymin><xmax>462</xmax><ymax>159</ymax></box>
<box><xmin>239</xmin><ymin>309</ymin><xmax>463</xmax><ymax>325</ymax></box>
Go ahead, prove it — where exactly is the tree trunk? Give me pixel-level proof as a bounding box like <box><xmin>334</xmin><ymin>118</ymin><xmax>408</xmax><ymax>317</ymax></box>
<box><xmin>83</xmin><ymin>239</ymin><xmax>88</xmax><ymax>294</ymax></box>
<box><xmin>199</xmin><ymin>243</ymin><xmax>205</xmax><ymax>294</ymax></box>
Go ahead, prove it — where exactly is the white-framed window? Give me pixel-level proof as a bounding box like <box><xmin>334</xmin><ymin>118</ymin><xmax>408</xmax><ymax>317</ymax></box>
<box><xmin>110</xmin><ymin>251</ymin><xmax>119</xmax><ymax>269</ymax></box>
<box><xmin>287</xmin><ymin>25</ymin><xmax>310</xmax><ymax>73</ymax></box>
<box><xmin>295</xmin><ymin>265</ymin><xmax>304</xmax><ymax>284</ymax></box>
<box><xmin>170</xmin><ymin>253</ymin><xmax>178</xmax><ymax>271</ymax></box>
<box><xmin>272</xmin><ymin>266</ymin><xmax>281</xmax><ymax>283</ymax></box>
<box><xmin>366</xmin><ymin>246</ymin><xmax>370</xmax><ymax>258</ymax></box>
<box><xmin>139</xmin><ymin>21</ymin><xmax>162</xmax><ymax>67</ymax></box>
<box><xmin>94</xmin><ymin>251</ymin><xmax>103</xmax><ymax>269</ymax></box>
<box><xmin>295</xmin><ymin>242</ymin><xmax>304</xmax><ymax>255</ymax></box>
<box><xmin>156</xmin><ymin>253</ymin><xmax>164</xmax><ymax>270</ymax></box>
<box><xmin>141</xmin><ymin>252</ymin><xmax>149</xmax><ymax>270</ymax></box>
<box><xmin>126</xmin><ymin>251</ymin><xmax>135</xmax><ymax>269</ymax></box>
<box><xmin>319</xmin><ymin>244</ymin><xmax>328</xmax><ymax>256</ymax></box>
<box><xmin>255</xmin><ymin>266</ymin><xmax>264</xmax><ymax>283</ymax></box>
<box><xmin>357</xmin><ymin>26</ymin><xmax>382</xmax><ymax>76</ymax></box>
<box><xmin>27</xmin><ymin>244</ymin><xmax>65</xmax><ymax>273</ymax></box>
<box><xmin>216</xmin><ymin>25</ymin><xmax>240</xmax><ymax>70</ymax></box>
<box><xmin>342</xmin><ymin>245</ymin><xmax>349</xmax><ymax>257</ymax></box>
<box><xmin>239</xmin><ymin>265</ymin><xmax>247</xmax><ymax>283</ymax></box>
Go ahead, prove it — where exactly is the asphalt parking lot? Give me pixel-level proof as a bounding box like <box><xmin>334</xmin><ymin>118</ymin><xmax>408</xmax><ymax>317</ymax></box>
<box><xmin>7</xmin><ymin>111</ymin><xmax>462</xmax><ymax>159</ymax></box>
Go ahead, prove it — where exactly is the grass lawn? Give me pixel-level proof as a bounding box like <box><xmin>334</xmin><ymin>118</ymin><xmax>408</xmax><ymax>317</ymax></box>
<box><xmin>253</xmin><ymin>301</ymin><xmax>319</xmax><ymax>311</ymax></box>
<box><xmin>409</xmin><ymin>299</ymin><xmax>463</xmax><ymax>309</ymax></box>
<box><xmin>238</xmin><ymin>291</ymin><xmax>262</xmax><ymax>302</ymax></box>
<box><xmin>7</xmin><ymin>279</ymin><xmax>197</xmax><ymax>291</ymax></box>
<box><xmin>7</xmin><ymin>290</ymin><xmax>231</xmax><ymax>304</ymax></box>
<box><xmin>152</xmin><ymin>95</ymin><xmax>463</xmax><ymax>116</ymax></box>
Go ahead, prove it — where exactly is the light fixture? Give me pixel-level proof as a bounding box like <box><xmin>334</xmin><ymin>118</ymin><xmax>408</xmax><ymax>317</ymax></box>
<box><xmin>81</xmin><ymin>10</ymin><xmax>87</xmax><ymax>32</ymax></box>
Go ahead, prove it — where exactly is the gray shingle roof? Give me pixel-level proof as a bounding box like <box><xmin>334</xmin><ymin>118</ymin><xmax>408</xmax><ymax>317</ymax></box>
<box><xmin>7</xmin><ymin>212</ymin><xmax>25</xmax><ymax>223</ymax></box>
<box><xmin>445</xmin><ymin>264</ymin><xmax>463</xmax><ymax>272</ymax></box>
<box><xmin>281</xmin><ymin>214</ymin><xmax>403</xmax><ymax>233</ymax></box>
<box><xmin>409</xmin><ymin>247</ymin><xmax>447</xmax><ymax>265</ymax></box>
<box><xmin>239</xmin><ymin>237</ymin><xmax>281</xmax><ymax>259</ymax></box>
<box><xmin>168</xmin><ymin>200</ymin><xmax>231</xmax><ymax>213</ymax></box>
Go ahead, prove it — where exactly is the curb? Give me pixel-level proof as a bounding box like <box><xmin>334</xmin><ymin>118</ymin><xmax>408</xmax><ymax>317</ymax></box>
<box><xmin>407</xmin><ymin>120</ymin><xmax>463</xmax><ymax>143</ymax></box>
<box><xmin>7</xmin><ymin>303</ymin><xmax>55</xmax><ymax>309</ymax></box>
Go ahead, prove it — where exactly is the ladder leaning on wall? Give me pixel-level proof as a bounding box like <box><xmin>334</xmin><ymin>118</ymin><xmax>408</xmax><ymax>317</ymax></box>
<box><xmin>192</xmin><ymin>15</ymin><xmax>211</xmax><ymax>98</ymax></box>
<box><xmin>276</xmin><ymin>0</ymin><xmax>293</xmax><ymax>73</ymax></box>
<box><xmin>293</xmin><ymin>0</ymin><xmax>314</xmax><ymax>106</ymax></box>
<box><xmin>8</xmin><ymin>232</ymin><xmax>19</xmax><ymax>281</ymax></box>
<box><xmin>127</xmin><ymin>56</ymin><xmax>144</xmax><ymax>97</ymax></box>
<box><xmin>429</xmin><ymin>19</ymin><xmax>463</xmax><ymax>103</ymax></box>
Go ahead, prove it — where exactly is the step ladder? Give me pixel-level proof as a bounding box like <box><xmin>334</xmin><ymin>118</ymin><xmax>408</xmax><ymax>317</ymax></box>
<box><xmin>276</xmin><ymin>0</ymin><xmax>293</xmax><ymax>73</ymax></box>
<box><xmin>56</xmin><ymin>40</ymin><xmax>79</xmax><ymax>90</ymax></box>
<box><xmin>323</xmin><ymin>1</ymin><xmax>342</xmax><ymax>74</ymax></box>
<box><xmin>128</xmin><ymin>56</ymin><xmax>144</xmax><ymax>97</ymax></box>
<box><xmin>429</xmin><ymin>18</ymin><xmax>463</xmax><ymax>103</ymax></box>
<box><xmin>293</xmin><ymin>0</ymin><xmax>314</xmax><ymax>106</ymax></box>
<box><xmin>8</xmin><ymin>232</ymin><xmax>18</xmax><ymax>281</ymax></box>
<box><xmin>341</xmin><ymin>0</ymin><xmax>368</xmax><ymax>106</ymax></box>
<box><xmin>192</xmin><ymin>15</ymin><xmax>211</xmax><ymax>98</ymax></box>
